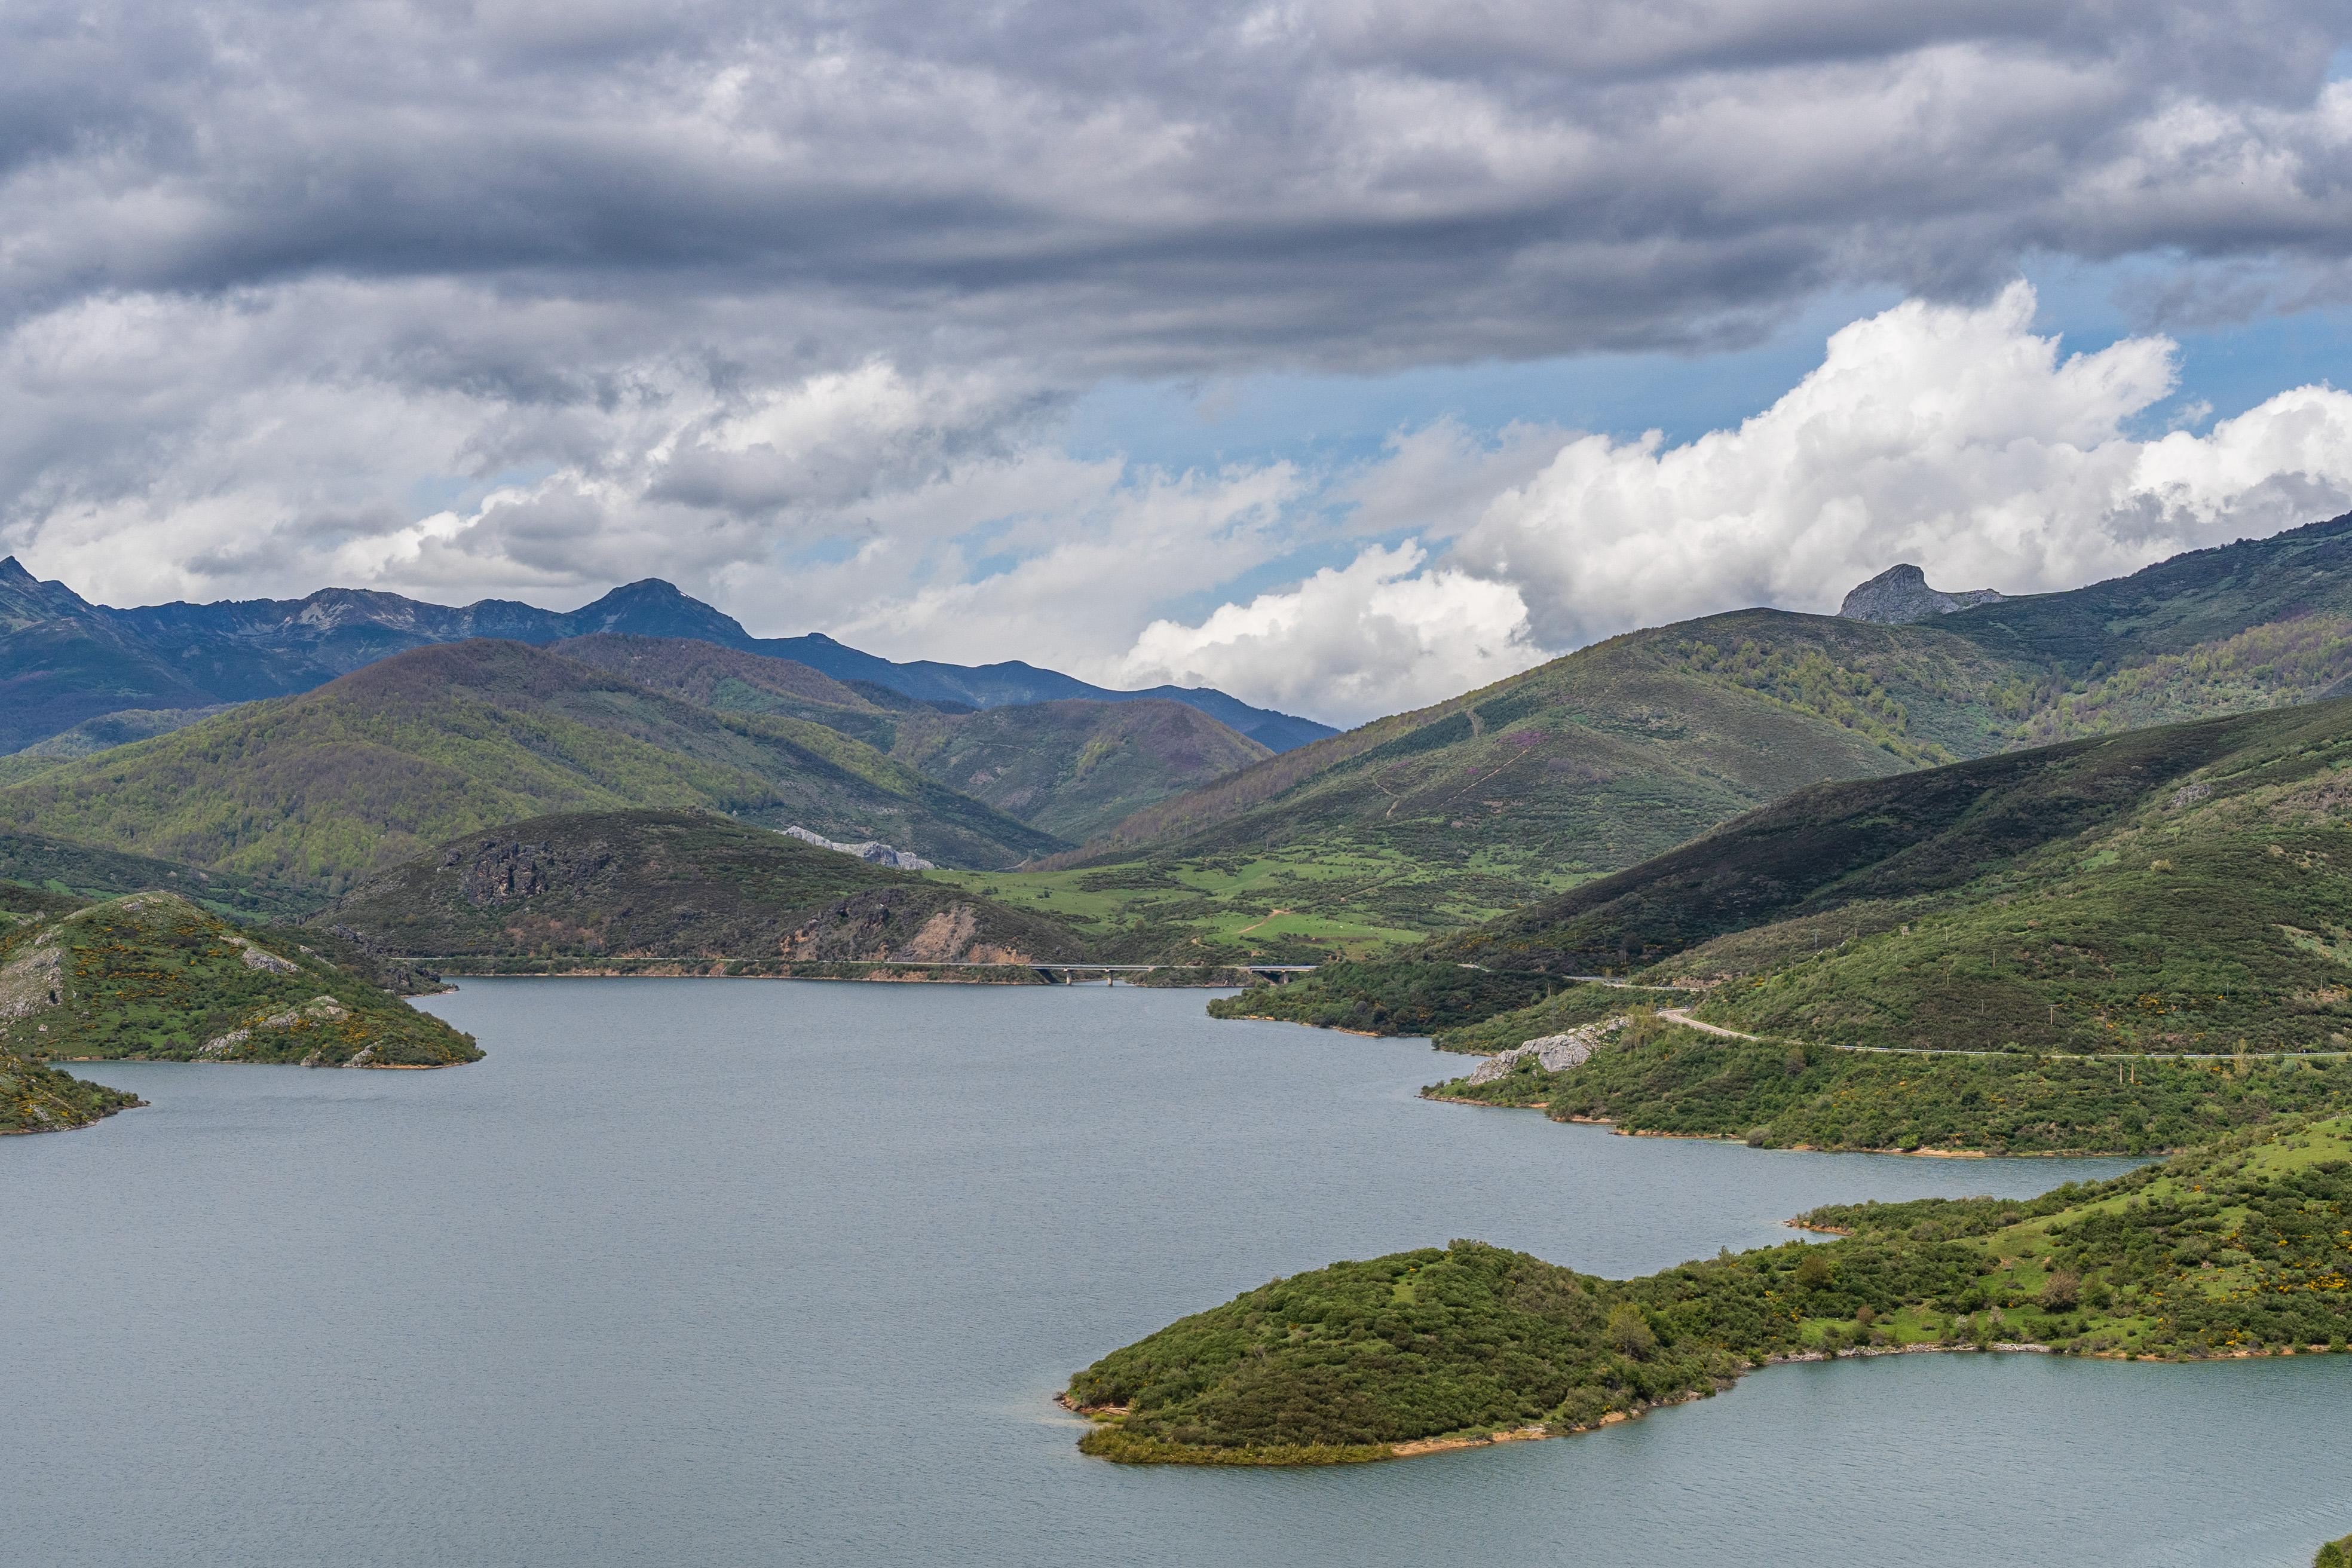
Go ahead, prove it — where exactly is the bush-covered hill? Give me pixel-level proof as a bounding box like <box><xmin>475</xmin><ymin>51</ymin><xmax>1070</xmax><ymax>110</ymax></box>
<box><xmin>320</xmin><ymin>809</ymin><xmax>1091</xmax><ymax>965</ymax></box>
<box><xmin>0</xmin><ymin>1047</ymin><xmax>142</xmax><ymax>1135</ymax></box>
<box><xmin>1434</xmin><ymin>1018</ymin><xmax>2352</xmax><ymax>1155</ymax></box>
<box><xmin>1066</xmin><ymin>1116</ymin><xmax>2352</xmax><ymax>1463</ymax></box>
<box><xmin>0</xmin><ymin>641</ymin><xmax>1063</xmax><ymax>888</ymax></box>
<box><xmin>1073</xmin><ymin>608</ymin><xmax>2011</xmax><ymax>879</ymax></box>
<box><xmin>554</xmin><ymin>635</ymin><xmax>1272</xmax><ymax>843</ymax></box>
<box><xmin>888</xmin><ymin>699</ymin><xmax>1270</xmax><ymax>844</ymax></box>
<box><xmin>1204</xmin><ymin>961</ymin><xmax>1566</xmax><ymax>1035</ymax></box>
<box><xmin>0</xmin><ymin>891</ymin><xmax>480</xmax><ymax>1068</ymax></box>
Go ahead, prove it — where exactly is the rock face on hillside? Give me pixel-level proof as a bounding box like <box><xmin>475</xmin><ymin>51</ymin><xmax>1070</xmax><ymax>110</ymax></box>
<box><xmin>782</xmin><ymin>825</ymin><xmax>935</xmax><ymax>871</ymax></box>
<box><xmin>1464</xmin><ymin>1017</ymin><xmax>1626</xmax><ymax>1083</ymax></box>
<box><xmin>323</xmin><ymin>810</ymin><xmax>1088</xmax><ymax>965</ymax></box>
<box><xmin>1838</xmin><ymin>564</ymin><xmax>2006</xmax><ymax>624</ymax></box>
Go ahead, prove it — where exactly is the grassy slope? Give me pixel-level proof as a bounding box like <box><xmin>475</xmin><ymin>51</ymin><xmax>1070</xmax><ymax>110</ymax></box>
<box><xmin>321</xmin><ymin>808</ymin><xmax>1091</xmax><ymax>964</ymax></box>
<box><xmin>1426</xmin><ymin>698</ymin><xmax>2350</xmax><ymax>987</ymax></box>
<box><xmin>555</xmin><ymin>634</ymin><xmax>1272</xmax><ymax>843</ymax></box>
<box><xmin>1230</xmin><ymin>699</ymin><xmax>2352</xmax><ymax>1147</ymax></box>
<box><xmin>0</xmin><ymin>641</ymin><xmax>1062</xmax><ymax>887</ymax></box>
<box><xmin>889</xmin><ymin>698</ymin><xmax>1271</xmax><ymax>843</ymax></box>
<box><xmin>1079</xmin><ymin>611</ymin><xmax>2012</xmax><ymax>873</ymax></box>
<box><xmin>1067</xmin><ymin>1116</ymin><xmax>2352</xmax><ymax>1463</ymax></box>
<box><xmin>0</xmin><ymin>891</ymin><xmax>480</xmax><ymax>1067</ymax></box>
<box><xmin>997</xmin><ymin>512</ymin><xmax>2352</xmax><ymax>962</ymax></box>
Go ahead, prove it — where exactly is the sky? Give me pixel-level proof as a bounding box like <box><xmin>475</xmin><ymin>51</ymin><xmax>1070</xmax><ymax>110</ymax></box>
<box><xmin>5</xmin><ymin>4</ymin><xmax>2352</xmax><ymax>725</ymax></box>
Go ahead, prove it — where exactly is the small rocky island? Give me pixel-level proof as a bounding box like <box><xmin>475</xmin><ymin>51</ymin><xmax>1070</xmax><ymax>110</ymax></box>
<box><xmin>1065</xmin><ymin>1116</ymin><xmax>2352</xmax><ymax>1464</ymax></box>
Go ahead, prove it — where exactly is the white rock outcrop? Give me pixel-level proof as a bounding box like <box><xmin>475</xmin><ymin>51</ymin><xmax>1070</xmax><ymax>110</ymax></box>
<box><xmin>1465</xmin><ymin>1016</ymin><xmax>1628</xmax><ymax>1084</ymax></box>
<box><xmin>780</xmin><ymin>825</ymin><xmax>935</xmax><ymax>871</ymax></box>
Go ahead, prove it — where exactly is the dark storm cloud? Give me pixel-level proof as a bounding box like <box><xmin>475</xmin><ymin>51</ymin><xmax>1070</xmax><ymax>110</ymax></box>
<box><xmin>4</xmin><ymin>0</ymin><xmax>2346</xmax><ymax>377</ymax></box>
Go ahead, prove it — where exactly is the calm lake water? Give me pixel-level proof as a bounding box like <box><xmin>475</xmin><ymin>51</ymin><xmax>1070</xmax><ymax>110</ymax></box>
<box><xmin>7</xmin><ymin>980</ymin><xmax>2350</xmax><ymax>1567</ymax></box>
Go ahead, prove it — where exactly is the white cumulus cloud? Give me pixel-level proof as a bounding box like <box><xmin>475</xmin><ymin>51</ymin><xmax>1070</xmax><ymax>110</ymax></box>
<box><xmin>1118</xmin><ymin>543</ymin><xmax>1540</xmax><ymax>724</ymax></box>
<box><xmin>1438</xmin><ymin>282</ymin><xmax>2352</xmax><ymax>650</ymax></box>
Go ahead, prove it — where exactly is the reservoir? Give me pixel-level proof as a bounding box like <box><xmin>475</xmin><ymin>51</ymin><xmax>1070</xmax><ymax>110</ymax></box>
<box><xmin>6</xmin><ymin>980</ymin><xmax>2348</xmax><ymax>1567</ymax></box>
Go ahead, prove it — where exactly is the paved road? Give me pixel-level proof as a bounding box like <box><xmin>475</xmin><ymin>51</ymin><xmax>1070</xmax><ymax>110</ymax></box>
<box><xmin>1657</xmin><ymin>1007</ymin><xmax>2352</xmax><ymax>1062</ymax></box>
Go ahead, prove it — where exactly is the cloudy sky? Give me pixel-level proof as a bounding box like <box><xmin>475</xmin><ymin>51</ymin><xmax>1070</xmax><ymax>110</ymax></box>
<box><xmin>6</xmin><ymin>2</ymin><xmax>2352</xmax><ymax>724</ymax></box>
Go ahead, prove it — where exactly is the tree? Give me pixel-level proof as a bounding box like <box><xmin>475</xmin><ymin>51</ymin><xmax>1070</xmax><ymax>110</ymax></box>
<box><xmin>1607</xmin><ymin>1303</ymin><xmax>1658</xmax><ymax>1360</ymax></box>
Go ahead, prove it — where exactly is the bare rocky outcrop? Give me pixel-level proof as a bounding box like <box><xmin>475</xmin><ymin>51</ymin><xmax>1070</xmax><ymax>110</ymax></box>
<box><xmin>780</xmin><ymin>887</ymin><xmax>1028</xmax><ymax>963</ymax></box>
<box><xmin>228</xmin><ymin>935</ymin><xmax>298</xmax><ymax>974</ymax></box>
<box><xmin>0</xmin><ymin>938</ymin><xmax>63</xmax><ymax>1019</ymax></box>
<box><xmin>780</xmin><ymin>825</ymin><xmax>934</xmax><ymax>871</ymax></box>
<box><xmin>1466</xmin><ymin>1016</ymin><xmax>1628</xmax><ymax>1084</ymax></box>
<box><xmin>1837</xmin><ymin>564</ymin><xmax>2005</xmax><ymax>624</ymax></box>
<box><xmin>448</xmin><ymin>835</ymin><xmax>614</xmax><ymax>905</ymax></box>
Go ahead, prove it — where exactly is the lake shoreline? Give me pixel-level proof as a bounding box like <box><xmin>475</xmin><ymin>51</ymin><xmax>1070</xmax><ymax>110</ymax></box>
<box><xmin>1417</xmin><ymin>1092</ymin><xmax>2116</xmax><ymax>1159</ymax></box>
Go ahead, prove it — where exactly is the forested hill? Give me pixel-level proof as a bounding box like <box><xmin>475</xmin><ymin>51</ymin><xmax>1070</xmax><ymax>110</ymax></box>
<box><xmin>0</xmin><ymin>640</ymin><xmax>1063</xmax><ymax>887</ymax></box>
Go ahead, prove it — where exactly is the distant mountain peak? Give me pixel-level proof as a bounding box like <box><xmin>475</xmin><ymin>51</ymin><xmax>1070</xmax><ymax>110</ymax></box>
<box><xmin>1838</xmin><ymin>563</ymin><xmax>2006</xmax><ymax>624</ymax></box>
<box><xmin>0</xmin><ymin>556</ymin><xmax>35</xmax><ymax>585</ymax></box>
<box><xmin>568</xmin><ymin>578</ymin><xmax>755</xmax><ymax>645</ymax></box>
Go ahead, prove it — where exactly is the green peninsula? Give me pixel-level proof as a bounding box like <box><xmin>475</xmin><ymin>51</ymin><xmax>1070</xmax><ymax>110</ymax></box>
<box><xmin>0</xmin><ymin>891</ymin><xmax>480</xmax><ymax>1070</ymax></box>
<box><xmin>0</xmin><ymin>1047</ymin><xmax>142</xmax><ymax>1134</ymax></box>
<box><xmin>1066</xmin><ymin>1116</ymin><xmax>2352</xmax><ymax>1464</ymax></box>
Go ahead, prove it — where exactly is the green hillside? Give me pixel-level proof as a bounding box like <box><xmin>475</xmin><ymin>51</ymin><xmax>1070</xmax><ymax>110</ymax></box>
<box><xmin>1244</xmin><ymin>697</ymin><xmax>2352</xmax><ymax>1070</ymax></box>
<box><xmin>1436</xmin><ymin>1013</ymin><xmax>2352</xmax><ymax>1154</ymax></box>
<box><xmin>555</xmin><ymin>635</ymin><xmax>1271</xmax><ymax>842</ymax></box>
<box><xmin>1066</xmin><ymin>1116</ymin><xmax>2352</xmax><ymax>1464</ymax></box>
<box><xmin>0</xmin><ymin>641</ymin><xmax>1062</xmax><ymax>888</ymax></box>
<box><xmin>0</xmin><ymin>891</ymin><xmax>480</xmax><ymax>1068</ymax></box>
<box><xmin>972</xmin><ymin>512</ymin><xmax>2352</xmax><ymax>961</ymax></box>
<box><xmin>0</xmin><ymin>829</ymin><xmax>316</xmax><ymax>920</ymax></box>
<box><xmin>885</xmin><ymin>698</ymin><xmax>1270</xmax><ymax>843</ymax></box>
<box><xmin>323</xmin><ymin>809</ymin><xmax>1090</xmax><ymax>965</ymax></box>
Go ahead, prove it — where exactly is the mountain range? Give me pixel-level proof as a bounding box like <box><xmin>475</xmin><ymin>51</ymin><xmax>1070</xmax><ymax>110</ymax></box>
<box><xmin>0</xmin><ymin>561</ymin><xmax>1334</xmax><ymax>757</ymax></box>
<box><xmin>10</xmin><ymin>510</ymin><xmax>2352</xmax><ymax>969</ymax></box>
